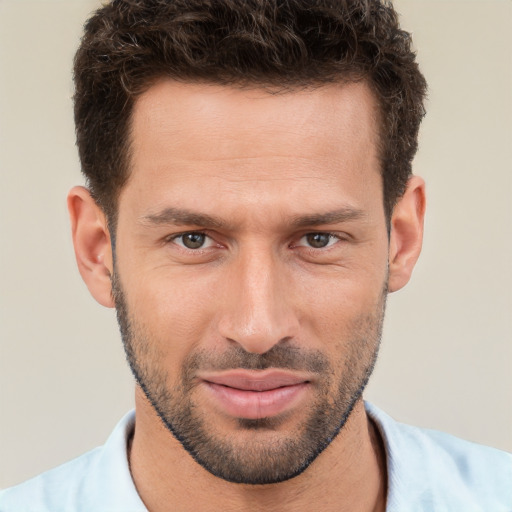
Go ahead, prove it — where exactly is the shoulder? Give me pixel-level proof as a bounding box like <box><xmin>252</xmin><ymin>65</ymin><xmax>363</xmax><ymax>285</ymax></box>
<box><xmin>0</xmin><ymin>447</ymin><xmax>102</xmax><ymax>512</ymax></box>
<box><xmin>365</xmin><ymin>402</ymin><xmax>512</xmax><ymax>512</ymax></box>
<box><xmin>0</xmin><ymin>410</ymin><xmax>146</xmax><ymax>512</ymax></box>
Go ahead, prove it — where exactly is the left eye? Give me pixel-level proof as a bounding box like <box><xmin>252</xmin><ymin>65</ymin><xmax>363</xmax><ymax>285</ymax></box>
<box><xmin>298</xmin><ymin>233</ymin><xmax>339</xmax><ymax>249</ymax></box>
<box><xmin>172</xmin><ymin>232</ymin><xmax>214</xmax><ymax>250</ymax></box>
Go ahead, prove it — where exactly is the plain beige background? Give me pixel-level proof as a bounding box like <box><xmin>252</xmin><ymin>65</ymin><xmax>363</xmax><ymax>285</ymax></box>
<box><xmin>1</xmin><ymin>0</ymin><xmax>511</xmax><ymax>489</ymax></box>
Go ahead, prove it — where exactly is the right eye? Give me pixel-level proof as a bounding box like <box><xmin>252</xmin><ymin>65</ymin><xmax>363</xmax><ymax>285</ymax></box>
<box><xmin>171</xmin><ymin>232</ymin><xmax>214</xmax><ymax>250</ymax></box>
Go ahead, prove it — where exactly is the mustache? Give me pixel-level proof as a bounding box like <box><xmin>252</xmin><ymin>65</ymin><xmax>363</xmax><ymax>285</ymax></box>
<box><xmin>184</xmin><ymin>343</ymin><xmax>330</xmax><ymax>374</ymax></box>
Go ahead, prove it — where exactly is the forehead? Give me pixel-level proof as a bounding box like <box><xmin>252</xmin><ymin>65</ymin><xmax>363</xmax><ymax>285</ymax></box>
<box><xmin>130</xmin><ymin>80</ymin><xmax>379</xmax><ymax>166</ymax></box>
<box><xmin>122</xmin><ymin>80</ymin><xmax>383</xmax><ymax>222</ymax></box>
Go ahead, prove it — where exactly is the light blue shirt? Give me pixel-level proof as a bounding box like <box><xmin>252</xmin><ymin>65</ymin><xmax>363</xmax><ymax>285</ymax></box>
<box><xmin>1</xmin><ymin>403</ymin><xmax>511</xmax><ymax>511</ymax></box>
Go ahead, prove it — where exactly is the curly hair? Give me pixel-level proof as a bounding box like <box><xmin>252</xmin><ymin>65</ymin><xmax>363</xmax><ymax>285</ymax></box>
<box><xmin>74</xmin><ymin>0</ymin><xmax>426</xmax><ymax>224</ymax></box>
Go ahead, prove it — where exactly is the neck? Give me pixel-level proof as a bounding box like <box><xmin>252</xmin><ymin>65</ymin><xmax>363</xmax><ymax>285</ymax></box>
<box><xmin>129</xmin><ymin>389</ymin><xmax>387</xmax><ymax>512</ymax></box>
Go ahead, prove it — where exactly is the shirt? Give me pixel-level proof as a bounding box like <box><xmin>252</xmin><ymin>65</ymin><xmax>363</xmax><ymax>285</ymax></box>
<box><xmin>1</xmin><ymin>403</ymin><xmax>511</xmax><ymax>511</ymax></box>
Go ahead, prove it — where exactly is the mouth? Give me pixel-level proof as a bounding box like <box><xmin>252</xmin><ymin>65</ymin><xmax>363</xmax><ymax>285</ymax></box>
<box><xmin>199</xmin><ymin>369</ymin><xmax>312</xmax><ymax>420</ymax></box>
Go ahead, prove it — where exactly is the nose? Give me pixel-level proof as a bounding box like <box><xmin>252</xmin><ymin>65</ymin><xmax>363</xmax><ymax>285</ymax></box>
<box><xmin>217</xmin><ymin>247</ymin><xmax>299</xmax><ymax>354</ymax></box>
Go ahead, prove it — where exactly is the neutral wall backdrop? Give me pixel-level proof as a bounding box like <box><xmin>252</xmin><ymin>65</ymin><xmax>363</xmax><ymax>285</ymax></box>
<box><xmin>1</xmin><ymin>0</ymin><xmax>511</xmax><ymax>489</ymax></box>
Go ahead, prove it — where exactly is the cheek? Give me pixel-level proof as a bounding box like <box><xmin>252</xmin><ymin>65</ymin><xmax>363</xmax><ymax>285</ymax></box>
<box><xmin>298</xmin><ymin>267</ymin><xmax>387</xmax><ymax>355</ymax></box>
<box><xmin>301</xmin><ymin>267</ymin><xmax>385</xmax><ymax>318</ymax></box>
<box><xmin>127</xmin><ymin>271</ymin><xmax>219</xmax><ymax>354</ymax></box>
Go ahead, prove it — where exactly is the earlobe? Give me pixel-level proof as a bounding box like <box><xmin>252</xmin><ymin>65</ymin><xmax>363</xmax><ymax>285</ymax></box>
<box><xmin>67</xmin><ymin>186</ymin><xmax>115</xmax><ymax>308</ymax></box>
<box><xmin>388</xmin><ymin>176</ymin><xmax>426</xmax><ymax>293</ymax></box>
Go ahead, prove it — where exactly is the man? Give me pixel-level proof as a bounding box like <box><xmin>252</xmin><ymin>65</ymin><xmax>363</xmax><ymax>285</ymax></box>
<box><xmin>1</xmin><ymin>0</ymin><xmax>510</xmax><ymax>510</ymax></box>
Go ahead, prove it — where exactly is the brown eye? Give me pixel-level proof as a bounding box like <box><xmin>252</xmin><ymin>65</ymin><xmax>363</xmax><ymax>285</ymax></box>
<box><xmin>177</xmin><ymin>233</ymin><xmax>207</xmax><ymax>249</ymax></box>
<box><xmin>304</xmin><ymin>233</ymin><xmax>333</xmax><ymax>248</ymax></box>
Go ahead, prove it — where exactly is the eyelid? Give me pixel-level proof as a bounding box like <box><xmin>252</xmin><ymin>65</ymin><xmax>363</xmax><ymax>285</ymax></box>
<box><xmin>166</xmin><ymin>230</ymin><xmax>216</xmax><ymax>250</ymax></box>
<box><xmin>294</xmin><ymin>232</ymin><xmax>345</xmax><ymax>249</ymax></box>
<box><xmin>163</xmin><ymin>229</ymin><xmax>349</xmax><ymax>251</ymax></box>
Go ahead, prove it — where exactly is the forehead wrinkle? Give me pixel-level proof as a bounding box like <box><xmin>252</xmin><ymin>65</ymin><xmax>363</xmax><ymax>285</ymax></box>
<box><xmin>216</xmin><ymin>173</ymin><xmax>330</xmax><ymax>184</ymax></box>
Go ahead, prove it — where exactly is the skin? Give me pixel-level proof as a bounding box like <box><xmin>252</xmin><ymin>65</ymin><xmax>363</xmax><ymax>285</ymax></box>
<box><xmin>68</xmin><ymin>80</ymin><xmax>425</xmax><ymax>511</ymax></box>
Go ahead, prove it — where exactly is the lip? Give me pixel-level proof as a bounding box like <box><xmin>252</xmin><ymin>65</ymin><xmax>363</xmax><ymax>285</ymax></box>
<box><xmin>199</xmin><ymin>370</ymin><xmax>312</xmax><ymax>420</ymax></box>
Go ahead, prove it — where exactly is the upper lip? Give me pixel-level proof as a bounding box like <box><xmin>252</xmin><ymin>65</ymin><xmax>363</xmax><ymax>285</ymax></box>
<box><xmin>200</xmin><ymin>369</ymin><xmax>311</xmax><ymax>392</ymax></box>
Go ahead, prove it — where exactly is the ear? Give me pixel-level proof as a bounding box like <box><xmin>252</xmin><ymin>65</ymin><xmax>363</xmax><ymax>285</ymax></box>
<box><xmin>67</xmin><ymin>186</ymin><xmax>114</xmax><ymax>308</ymax></box>
<box><xmin>388</xmin><ymin>176</ymin><xmax>426</xmax><ymax>293</ymax></box>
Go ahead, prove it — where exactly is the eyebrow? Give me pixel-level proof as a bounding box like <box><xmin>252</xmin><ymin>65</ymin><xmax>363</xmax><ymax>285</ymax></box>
<box><xmin>141</xmin><ymin>208</ymin><xmax>228</xmax><ymax>229</ymax></box>
<box><xmin>140</xmin><ymin>206</ymin><xmax>365</xmax><ymax>229</ymax></box>
<box><xmin>290</xmin><ymin>208</ymin><xmax>366</xmax><ymax>228</ymax></box>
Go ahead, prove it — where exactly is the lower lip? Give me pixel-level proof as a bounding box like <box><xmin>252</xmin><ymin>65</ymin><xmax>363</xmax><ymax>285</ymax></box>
<box><xmin>203</xmin><ymin>381</ymin><xmax>310</xmax><ymax>420</ymax></box>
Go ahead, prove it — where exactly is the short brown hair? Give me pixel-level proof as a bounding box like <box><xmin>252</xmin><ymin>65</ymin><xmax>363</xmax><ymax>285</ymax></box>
<box><xmin>74</xmin><ymin>0</ymin><xmax>426</xmax><ymax>224</ymax></box>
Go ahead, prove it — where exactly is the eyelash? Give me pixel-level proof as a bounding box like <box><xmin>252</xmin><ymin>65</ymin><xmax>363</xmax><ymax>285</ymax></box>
<box><xmin>167</xmin><ymin>231</ymin><xmax>217</xmax><ymax>251</ymax></box>
<box><xmin>166</xmin><ymin>231</ymin><xmax>345</xmax><ymax>252</ymax></box>
<box><xmin>295</xmin><ymin>232</ymin><xmax>342</xmax><ymax>250</ymax></box>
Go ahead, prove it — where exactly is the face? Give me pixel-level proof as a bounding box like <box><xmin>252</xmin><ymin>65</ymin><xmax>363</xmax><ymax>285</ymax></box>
<box><xmin>113</xmin><ymin>81</ymin><xmax>390</xmax><ymax>484</ymax></box>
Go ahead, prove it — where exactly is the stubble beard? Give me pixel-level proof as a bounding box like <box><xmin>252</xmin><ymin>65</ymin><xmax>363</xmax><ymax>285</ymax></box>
<box><xmin>112</xmin><ymin>271</ymin><xmax>386</xmax><ymax>485</ymax></box>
